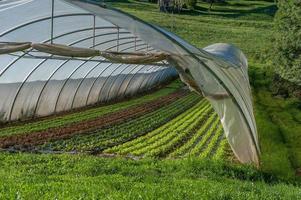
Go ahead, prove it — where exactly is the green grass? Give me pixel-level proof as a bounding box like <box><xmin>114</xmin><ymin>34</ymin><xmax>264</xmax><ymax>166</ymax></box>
<box><xmin>0</xmin><ymin>153</ymin><xmax>300</xmax><ymax>199</ymax></box>
<box><xmin>250</xmin><ymin>65</ymin><xmax>301</xmax><ymax>179</ymax></box>
<box><xmin>256</xmin><ymin>91</ymin><xmax>301</xmax><ymax>169</ymax></box>
<box><xmin>107</xmin><ymin>0</ymin><xmax>275</xmax><ymax>61</ymax></box>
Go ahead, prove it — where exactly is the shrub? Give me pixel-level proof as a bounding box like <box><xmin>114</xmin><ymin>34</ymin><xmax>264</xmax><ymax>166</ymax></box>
<box><xmin>273</xmin><ymin>0</ymin><xmax>301</xmax><ymax>86</ymax></box>
<box><xmin>185</xmin><ymin>0</ymin><xmax>197</xmax><ymax>10</ymax></box>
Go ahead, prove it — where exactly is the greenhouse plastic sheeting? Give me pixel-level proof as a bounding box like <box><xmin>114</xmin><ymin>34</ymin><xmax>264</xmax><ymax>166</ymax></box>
<box><xmin>63</xmin><ymin>0</ymin><xmax>260</xmax><ymax>164</ymax></box>
<box><xmin>0</xmin><ymin>0</ymin><xmax>177</xmax><ymax>121</ymax></box>
<box><xmin>0</xmin><ymin>0</ymin><xmax>260</xmax><ymax>165</ymax></box>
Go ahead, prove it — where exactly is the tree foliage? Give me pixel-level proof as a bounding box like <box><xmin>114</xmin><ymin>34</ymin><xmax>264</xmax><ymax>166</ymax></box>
<box><xmin>273</xmin><ymin>0</ymin><xmax>301</xmax><ymax>85</ymax></box>
<box><xmin>184</xmin><ymin>0</ymin><xmax>197</xmax><ymax>10</ymax></box>
<box><xmin>158</xmin><ymin>0</ymin><xmax>197</xmax><ymax>12</ymax></box>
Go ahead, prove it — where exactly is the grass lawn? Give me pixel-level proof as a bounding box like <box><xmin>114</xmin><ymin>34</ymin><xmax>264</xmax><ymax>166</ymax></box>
<box><xmin>250</xmin><ymin>66</ymin><xmax>301</xmax><ymax>179</ymax></box>
<box><xmin>108</xmin><ymin>0</ymin><xmax>275</xmax><ymax>61</ymax></box>
<box><xmin>0</xmin><ymin>153</ymin><xmax>300</xmax><ymax>199</ymax></box>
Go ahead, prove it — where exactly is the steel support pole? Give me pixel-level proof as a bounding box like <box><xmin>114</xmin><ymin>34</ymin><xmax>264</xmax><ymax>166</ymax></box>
<box><xmin>51</xmin><ymin>0</ymin><xmax>54</xmax><ymax>44</ymax></box>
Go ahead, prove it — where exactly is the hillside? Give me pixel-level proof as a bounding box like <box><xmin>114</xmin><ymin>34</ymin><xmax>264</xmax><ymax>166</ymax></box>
<box><xmin>0</xmin><ymin>0</ymin><xmax>300</xmax><ymax>199</ymax></box>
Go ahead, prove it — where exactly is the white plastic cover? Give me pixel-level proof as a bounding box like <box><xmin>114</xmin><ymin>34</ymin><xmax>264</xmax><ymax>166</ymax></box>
<box><xmin>0</xmin><ymin>0</ymin><xmax>177</xmax><ymax>121</ymax></box>
<box><xmin>64</xmin><ymin>0</ymin><xmax>260</xmax><ymax>164</ymax></box>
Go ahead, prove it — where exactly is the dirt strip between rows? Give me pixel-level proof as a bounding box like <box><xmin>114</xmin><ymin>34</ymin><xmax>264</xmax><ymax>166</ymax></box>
<box><xmin>0</xmin><ymin>90</ymin><xmax>188</xmax><ymax>149</ymax></box>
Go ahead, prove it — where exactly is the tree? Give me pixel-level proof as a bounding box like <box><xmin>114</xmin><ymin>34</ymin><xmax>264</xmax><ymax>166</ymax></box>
<box><xmin>201</xmin><ymin>0</ymin><xmax>226</xmax><ymax>11</ymax></box>
<box><xmin>273</xmin><ymin>0</ymin><xmax>301</xmax><ymax>86</ymax></box>
<box><xmin>158</xmin><ymin>0</ymin><xmax>196</xmax><ymax>12</ymax></box>
<box><xmin>184</xmin><ymin>0</ymin><xmax>197</xmax><ymax>10</ymax></box>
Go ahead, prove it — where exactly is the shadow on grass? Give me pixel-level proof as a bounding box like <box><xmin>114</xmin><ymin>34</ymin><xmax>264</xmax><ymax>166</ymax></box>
<box><xmin>99</xmin><ymin>0</ymin><xmax>131</xmax><ymax>3</ymax></box>
<box><xmin>178</xmin><ymin>4</ymin><xmax>277</xmax><ymax>19</ymax></box>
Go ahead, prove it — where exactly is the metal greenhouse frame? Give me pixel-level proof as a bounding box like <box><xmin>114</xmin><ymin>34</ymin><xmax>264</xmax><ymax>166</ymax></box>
<box><xmin>0</xmin><ymin>0</ymin><xmax>260</xmax><ymax>165</ymax></box>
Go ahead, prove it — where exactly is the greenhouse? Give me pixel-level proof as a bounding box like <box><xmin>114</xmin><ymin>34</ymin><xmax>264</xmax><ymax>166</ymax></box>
<box><xmin>0</xmin><ymin>0</ymin><xmax>259</xmax><ymax>165</ymax></box>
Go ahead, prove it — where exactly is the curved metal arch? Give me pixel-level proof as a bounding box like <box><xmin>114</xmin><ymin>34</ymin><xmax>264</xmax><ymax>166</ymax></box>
<box><xmin>147</xmin><ymin>70</ymin><xmax>163</xmax><ymax>89</ymax></box>
<box><xmin>0</xmin><ymin>13</ymin><xmax>94</xmax><ymax>37</ymax></box>
<box><xmin>58</xmin><ymin>37</ymin><xmax>147</xmax><ymax>110</ymax></box>
<box><xmin>53</xmin><ymin>36</ymin><xmax>144</xmax><ymax>112</ymax></box>
<box><xmin>8</xmin><ymin>29</ymin><xmax>135</xmax><ymax>120</ymax></box>
<box><xmin>159</xmin><ymin>69</ymin><xmax>172</xmax><ymax>83</ymax></box>
<box><xmin>135</xmin><ymin>65</ymin><xmax>159</xmax><ymax>92</ymax></box>
<box><xmin>1</xmin><ymin>8</ymin><xmax>168</xmax><ymax>121</ymax></box>
<box><xmin>32</xmin><ymin>34</ymin><xmax>138</xmax><ymax>117</ymax></box>
<box><xmin>68</xmin><ymin>40</ymin><xmax>146</xmax><ymax>109</ymax></box>
<box><xmin>154</xmin><ymin>68</ymin><xmax>170</xmax><ymax>86</ymax></box>
<box><xmin>75</xmin><ymin>40</ymin><xmax>147</xmax><ymax>107</ymax></box>
<box><xmin>120</xmin><ymin>64</ymin><xmax>147</xmax><ymax>97</ymax></box>
<box><xmin>142</xmin><ymin>72</ymin><xmax>157</xmax><ymax>90</ymax></box>
<box><xmin>124</xmin><ymin>42</ymin><xmax>148</xmax><ymax>52</ymax></box>
<box><xmin>84</xmin><ymin>62</ymin><xmax>116</xmax><ymax>106</ymax></box>
<box><xmin>147</xmin><ymin>68</ymin><xmax>167</xmax><ymax>88</ymax></box>
<box><xmin>70</xmin><ymin>61</ymin><xmax>111</xmax><ymax>109</ymax></box>
<box><xmin>95</xmin><ymin>58</ymin><xmax>135</xmax><ymax>102</ymax></box>
<box><xmin>100</xmin><ymin>44</ymin><xmax>154</xmax><ymax>102</ymax></box>
<box><xmin>157</xmin><ymin>65</ymin><xmax>175</xmax><ymax>84</ymax></box>
<box><xmin>0</xmin><ymin>0</ymin><xmax>32</xmax><ymax>12</ymax></box>
<box><xmin>0</xmin><ymin>26</ymin><xmax>125</xmax><ymax>77</ymax></box>
<box><xmin>157</xmin><ymin>68</ymin><xmax>172</xmax><ymax>83</ymax></box>
<box><xmin>84</xmin><ymin>45</ymin><xmax>150</xmax><ymax>106</ymax></box>
<box><xmin>137</xmin><ymin>65</ymin><xmax>162</xmax><ymax>92</ymax></box>
<box><xmin>1</xmin><ymin>22</ymin><xmax>141</xmax><ymax>79</ymax></box>
<box><xmin>117</xmin><ymin>45</ymin><xmax>157</xmax><ymax>97</ymax></box>
<box><xmin>8</xmin><ymin>32</ymin><xmax>112</xmax><ymax>120</ymax></box>
<box><xmin>91</xmin><ymin>42</ymin><xmax>149</xmax><ymax>103</ymax></box>
<box><xmin>48</xmin><ymin>26</ymin><xmax>122</xmax><ymax>43</ymax></box>
<box><xmin>70</xmin><ymin>40</ymin><xmax>149</xmax><ymax>109</ymax></box>
<box><xmin>53</xmin><ymin>60</ymin><xmax>97</xmax><ymax>113</ymax></box>
<box><xmin>0</xmin><ymin>11</ymin><xmax>130</xmax><ymax>77</ymax></box>
<box><xmin>103</xmin><ymin>64</ymin><xmax>139</xmax><ymax>102</ymax></box>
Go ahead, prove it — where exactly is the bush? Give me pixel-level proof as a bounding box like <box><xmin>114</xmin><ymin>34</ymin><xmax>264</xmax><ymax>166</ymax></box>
<box><xmin>273</xmin><ymin>0</ymin><xmax>301</xmax><ymax>85</ymax></box>
<box><xmin>184</xmin><ymin>0</ymin><xmax>197</xmax><ymax>10</ymax></box>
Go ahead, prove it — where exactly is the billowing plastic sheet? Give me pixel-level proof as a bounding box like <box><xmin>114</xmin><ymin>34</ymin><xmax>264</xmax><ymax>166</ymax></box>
<box><xmin>63</xmin><ymin>0</ymin><xmax>260</xmax><ymax>164</ymax></box>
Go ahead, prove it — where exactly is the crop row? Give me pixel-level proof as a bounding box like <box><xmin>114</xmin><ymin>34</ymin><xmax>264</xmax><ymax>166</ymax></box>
<box><xmin>105</xmin><ymin>99</ymin><xmax>210</xmax><ymax>154</ymax></box>
<box><xmin>199</xmin><ymin>124</ymin><xmax>225</xmax><ymax>159</ymax></box>
<box><xmin>39</xmin><ymin>93</ymin><xmax>201</xmax><ymax>152</ymax></box>
<box><xmin>212</xmin><ymin>139</ymin><xmax>228</xmax><ymax>160</ymax></box>
<box><xmin>106</xmin><ymin>100</ymin><xmax>213</xmax><ymax>157</ymax></box>
<box><xmin>0</xmin><ymin>80</ymin><xmax>183</xmax><ymax>137</ymax></box>
<box><xmin>128</xmin><ymin>105</ymin><xmax>213</xmax><ymax>157</ymax></box>
<box><xmin>169</xmin><ymin>116</ymin><xmax>228</xmax><ymax>160</ymax></box>
<box><xmin>168</xmin><ymin>113</ymin><xmax>218</xmax><ymax>157</ymax></box>
<box><xmin>106</xmin><ymin>100</ymin><xmax>228</xmax><ymax>161</ymax></box>
<box><xmin>185</xmin><ymin>115</ymin><xmax>221</xmax><ymax>157</ymax></box>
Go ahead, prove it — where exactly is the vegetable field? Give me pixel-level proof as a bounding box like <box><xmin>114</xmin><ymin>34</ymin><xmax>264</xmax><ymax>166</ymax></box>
<box><xmin>0</xmin><ymin>80</ymin><xmax>229</xmax><ymax>161</ymax></box>
<box><xmin>106</xmin><ymin>100</ymin><xmax>227</xmax><ymax>160</ymax></box>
